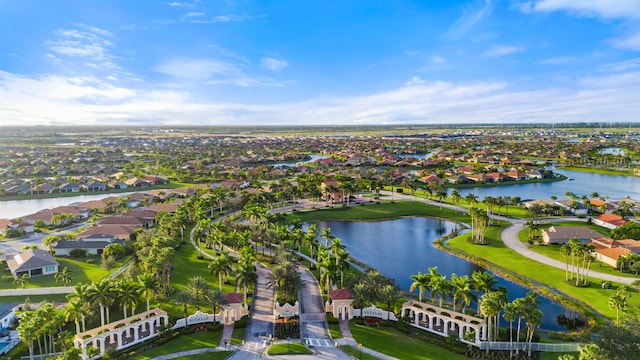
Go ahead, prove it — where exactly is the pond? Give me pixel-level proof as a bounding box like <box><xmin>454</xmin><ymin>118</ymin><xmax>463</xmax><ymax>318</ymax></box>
<box><xmin>311</xmin><ymin>217</ymin><xmax>579</xmax><ymax>332</ymax></box>
<box><xmin>0</xmin><ymin>192</ymin><xmax>135</xmax><ymax>219</ymax></box>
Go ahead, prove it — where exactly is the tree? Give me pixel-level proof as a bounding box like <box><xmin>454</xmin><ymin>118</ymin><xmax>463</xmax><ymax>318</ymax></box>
<box><xmin>451</xmin><ymin>190</ymin><xmax>461</xmax><ymax>212</ymax></box>
<box><xmin>503</xmin><ymin>301</ymin><xmax>517</xmax><ymax>358</ymax></box>
<box><xmin>209</xmin><ymin>251</ymin><xmax>234</xmax><ymax>290</ymax></box>
<box><xmin>480</xmin><ymin>292</ymin><xmax>501</xmax><ymax>344</ymax></box>
<box><xmin>138</xmin><ymin>273</ymin><xmax>159</xmax><ymax>312</ymax></box>
<box><xmin>236</xmin><ymin>259</ymin><xmax>258</xmax><ymax>305</ymax></box>
<box><xmin>187</xmin><ymin>276</ymin><xmax>210</xmax><ymax>310</ymax></box>
<box><xmin>609</xmin><ymin>286</ymin><xmax>630</xmax><ymax>325</ymax></box>
<box><xmin>175</xmin><ymin>290</ymin><xmax>193</xmax><ymax>328</ymax></box>
<box><xmin>409</xmin><ymin>272</ymin><xmax>430</xmax><ymax>302</ymax></box>
<box><xmin>14</xmin><ymin>273</ymin><xmax>28</xmax><ymax>289</ymax></box>
<box><xmin>54</xmin><ymin>266</ymin><xmax>73</xmax><ymax>286</ymax></box>
<box><xmin>206</xmin><ymin>287</ymin><xmax>227</xmax><ymax>318</ymax></box>
<box><xmin>429</xmin><ymin>273</ymin><xmax>449</xmax><ymax>307</ymax></box>
<box><xmin>65</xmin><ymin>299</ymin><xmax>89</xmax><ymax>334</ymax></box>
<box><xmin>88</xmin><ymin>278</ymin><xmax>115</xmax><ymax>326</ymax></box>
<box><xmin>42</xmin><ymin>235</ymin><xmax>60</xmax><ymax>254</ymax></box>
<box><xmin>380</xmin><ymin>284</ymin><xmax>400</xmax><ymax>317</ymax></box>
<box><xmin>560</xmin><ymin>243</ymin><xmax>571</xmax><ymax>282</ymax></box>
<box><xmin>116</xmin><ymin>279</ymin><xmax>142</xmax><ymax>318</ymax></box>
<box><xmin>450</xmin><ymin>273</ymin><xmax>475</xmax><ymax>312</ymax></box>
<box><xmin>465</xmin><ymin>193</ymin><xmax>478</xmax><ymax>206</ymax></box>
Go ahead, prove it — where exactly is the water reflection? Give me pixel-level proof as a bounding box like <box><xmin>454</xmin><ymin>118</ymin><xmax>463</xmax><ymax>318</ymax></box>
<box><xmin>309</xmin><ymin>217</ymin><xmax>576</xmax><ymax>331</ymax></box>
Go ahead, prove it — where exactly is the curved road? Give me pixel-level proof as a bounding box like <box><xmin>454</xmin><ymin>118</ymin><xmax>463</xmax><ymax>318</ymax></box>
<box><xmin>382</xmin><ymin>191</ymin><xmax>638</xmax><ymax>285</ymax></box>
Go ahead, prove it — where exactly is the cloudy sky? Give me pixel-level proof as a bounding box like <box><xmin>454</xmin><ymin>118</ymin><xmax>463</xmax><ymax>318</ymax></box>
<box><xmin>1</xmin><ymin>0</ymin><xmax>640</xmax><ymax>126</ymax></box>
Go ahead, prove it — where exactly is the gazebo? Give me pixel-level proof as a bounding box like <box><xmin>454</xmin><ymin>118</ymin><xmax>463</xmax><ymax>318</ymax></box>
<box><xmin>326</xmin><ymin>288</ymin><xmax>354</xmax><ymax>320</ymax></box>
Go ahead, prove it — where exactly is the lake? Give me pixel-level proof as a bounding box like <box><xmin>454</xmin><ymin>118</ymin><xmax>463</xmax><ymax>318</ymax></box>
<box><xmin>0</xmin><ymin>192</ymin><xmax>134</xmax><ymax>219</ymax></box>
<box><xmin>312</xmin><ymin>217</ymin><xmax>576</xmax><ymax>331</ymax></box>
<box><xmin>454</xmin><ymin>168</ymin><xmax>640</xmax><ymax>201</ymax></box>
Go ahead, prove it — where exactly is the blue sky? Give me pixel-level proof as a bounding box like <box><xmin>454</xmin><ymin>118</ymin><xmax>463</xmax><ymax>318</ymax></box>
<box><xmin>1</xmin><ymin>0</ymin><xmax>640</xmax><ymax>126</ymax></box>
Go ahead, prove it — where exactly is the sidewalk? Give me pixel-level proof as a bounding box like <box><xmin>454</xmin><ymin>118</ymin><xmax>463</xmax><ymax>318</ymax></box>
<box><xmin>335</xmin><ymin>318</ymin><xmax>397</xmax><ymax>360</ymax></box>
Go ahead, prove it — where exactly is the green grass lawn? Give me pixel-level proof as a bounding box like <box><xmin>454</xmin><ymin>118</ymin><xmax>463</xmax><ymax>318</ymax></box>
<box><xmin>288</xmin><ymin>201</ymin><xmax>471</xmax><ymax>224</ymax></box>
<box><xmin>132</xmin><ymin>329</ymin><xmax>222</xmax><ymax>359</ymax></box>
<box><xmin>340</xmin><ymin>345</ymin><xmax>379</xmax><ymax>360</ymax></box>
<box><xmin>349</xmin><ymin>322</ymin><xmax>467</xmax><ymax>360</ymax></box>
<box><xmin>267</xmin><ymin>342</ymin><xmax>313</xmax><ymax>355</ymax></box>
<box><xmin>329</xmin><ymin>322</ymin><xmax>342</xmax><ymax>339</ymax></box>
<box><xmin>159</xmin><ymin>353</ymin><xmax>231</xmax><ymax>360</ymax></box>
<box><xmin>230</xmin><ymin>327</ymin><xmax>246</xmax><ymax>345</ymax></box>
<box><xmin>447</xmin><ymin>226</ymin><xmax>638</xmax><ymax>322</ymax></box>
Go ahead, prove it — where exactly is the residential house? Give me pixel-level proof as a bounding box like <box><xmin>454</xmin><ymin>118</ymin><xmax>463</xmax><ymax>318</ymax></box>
<box><xmin>124</xmin><ymin>177</ymin><xmax>150</xmax><ymax>188</ymax></box>
<box><xmin>541</xmin><ymin>226</ymin><xmax>604</xmax><ymax>244</ymax></box>
<box><xmin>554</xmin><ymin>199</ymin><xmax>588</xmax><ymax>215</ymax></box>
<box><xmin>591</xmin><ymin>237</ymin><xmax>640</xmax><ymax>267</ymax></box>
<box><xmin>593</xmin><ymin>213</ymin><xmax>628</xmax><ymax>230</ymax></box>
<box><xmin>320</xmin><ymin>179</ymin><xmax>344</xmax><ymax>204</ymax></box>
<box><xmin>55</xmin><ymin>234</ymin><xmax>123</xmax><ymax>256</ymax></box>
<box><xmin>77</xmin><ymin>224</ymin><xmax>138</xmax><ymax>242</ymax></box>
<box><xmin>59</xmin><ymin>182</ymin><xmax>81</xmax><ymax>193</ymax></box>
<box><xmin>99</xmin><ymin>216</ymin><xmax>153</xmax><ymax>229</ymax></box>
<box><xmin>107</xmin><ymin>180</ymin><xmax>128</xmax><ymax>189</ymax></box>
<box><xmin>6</xmin><ymin>249</ymin><xmax>59</xmax><ymax>278</ymax></box>
<box><xmin>142</xmin><ymin>175</ymin><xmax>168</xmax><ymax>185</ymax></box>
<box><xmin>84</xmin><ymin>181</ymin><xmax>106</xmax><ymax>192</ymax></box>
<box><xmin>0</xmin><ymin>303</ymin><xmax>17</xmax><ymax>329</ymax></box>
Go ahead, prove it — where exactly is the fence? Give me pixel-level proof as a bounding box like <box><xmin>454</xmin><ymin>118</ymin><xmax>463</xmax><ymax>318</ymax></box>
<box><xmin>479</xmin><ymin>341</ymin><xmax>583</xmax><ymax>352</ymax></box>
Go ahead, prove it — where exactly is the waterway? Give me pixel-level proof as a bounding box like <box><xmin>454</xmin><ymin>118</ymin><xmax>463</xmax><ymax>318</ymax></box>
<box><xmin>0</xmin><ymin>192</ymin><xmax>134</xmax><ymax>219</ymax></box>
<box><xmin>454</xmin><ymin>168</ymin><xmax>640</xmax><ymax>201</ymax></box>
<box><xmin>311</xmin><ymin>217</ymin><xmax>574</xmax><ymax>332</ymax></box>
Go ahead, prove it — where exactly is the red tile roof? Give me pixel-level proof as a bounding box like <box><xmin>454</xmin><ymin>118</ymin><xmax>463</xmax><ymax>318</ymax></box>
<box><xmin>329</xmin><ymin>288</ymin><xmax>354</xmax><ymax>300</ymax></box>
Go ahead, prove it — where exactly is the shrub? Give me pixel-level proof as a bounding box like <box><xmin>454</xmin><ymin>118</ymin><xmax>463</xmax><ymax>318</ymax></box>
<box><xmin>69</xmin><ymin>248</ymin><xmax>87</xmax><ymax>258</ymax></box>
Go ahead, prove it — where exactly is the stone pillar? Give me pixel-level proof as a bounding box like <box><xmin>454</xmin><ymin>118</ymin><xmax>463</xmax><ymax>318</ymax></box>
<box><xmin>149</xmin><ymin>320</ymin><xmax>156</xmax><ymax>335</ymax></box>
<box><xmin>116</xmin><ymin>331</ymin><xmax>123</xmax><ymax>347</ymax></box>
<box><xmin>133</xmin><ymin>326</ymin><xmax>139</xmax><ymax>341</ymax></box>
<box><xmin>443</xmin><ymin>320</ymin><xmax>449</xmax><ymax>335</ymax></box>
<box><xmin>459</xmin><ymin>324</ymin><xmax>464</xmax><ymax>340</ymax></box>
<box><xmin>475</xmin><ymin>326</ymin><xmax>481</xmax><ymax>343</ymax></box>
<box><xmin>98</xmin><ymin>337</ymin><xmax>105</xmax><ymax>355</ymax></box>
<box><xmin>429</xmin><ymin>315</ymin><xmax>434</xmax><ymax>329</ymax></box>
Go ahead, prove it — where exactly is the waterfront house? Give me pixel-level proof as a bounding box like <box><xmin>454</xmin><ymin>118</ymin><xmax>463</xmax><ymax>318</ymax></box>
<box><xmin>541</xmin><ymin>226</ymin><xmax>605</xmax><ymax>244</ymax></box>
<box><xmin>6</xmin><ymin>249</ymin><xmax>59</xmax><ymax>278</ymax></box>
<box><xmin>55</xmin><ymin>234</ymin><xmax>123</xmax><ymax>256</ymax></box>
<box><xmin>593</xmin><ymin>213</ymin><xmax>628</xmax><ymax>230</ymax></box>
<box><xmin>59</xmin><ymin>182</ymin><xmax>81</xmax><ymax>193</ymax></box>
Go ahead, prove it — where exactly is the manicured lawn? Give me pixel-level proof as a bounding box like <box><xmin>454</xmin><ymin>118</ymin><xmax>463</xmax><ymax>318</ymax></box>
<box><xmin>230</xmin><ymin>327</ymin><xmax>246</xmax><ymax>345</ymax></box>
<box><xmin>0</xmin><ymin>255</ymin><xmax>133</xmax><ymax>289</ymax></box>
<box><xmin>527</xmin><ymin>242</ymin><xmax>635</xmax><ymax>278</ymax></box>
<box><xmin>289</xmin><ymin>201</ymin><xmax>471</xmax><ymax>224</ymax></box>
<box><xmin>328</xmin><ymin>323</ymin><xmax>342</xmax><ymax>339</ymax></box>
<box><xmin>163</xmin><ymin>353</ymin><xmax>231</xmax><ymax>360</ymax></box>
<box><xmin>447</xmin><ymin>227</ymin><xmax>639</xmax><ymax>322</ymax></box>
<box><xmin>132</xmin><ymin>329</ymin><xmax>222</xmax><ymax>359</ymax></box>
<box><xmin>267</xmin><ymin>342</ymin><xmax>313</xmax><ymax>355</ymax></box>
<box><xmin>540</xmin><ymin>352</ymin><xmax>579</xmax><ymax>360</ymax></box>
<box><xmin>349</xmin><ymin>322</ymin><xmax>467</xmax><ymax>360</ymax></box>
<box><xmin>340</xmin><ymin>345</ymin><xmax>379</xmax><ymax>360</ymax></box>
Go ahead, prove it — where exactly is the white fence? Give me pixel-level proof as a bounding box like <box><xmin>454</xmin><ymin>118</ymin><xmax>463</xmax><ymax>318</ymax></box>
<box><xmin>353</xmin><ymin>305</ymin><xmax>398</xmax><ymax>321</ymax></box>
<box><xmin>479</xmin><ymin>341</ymin><xmax>583</xmax><ymax>352</ymax></box>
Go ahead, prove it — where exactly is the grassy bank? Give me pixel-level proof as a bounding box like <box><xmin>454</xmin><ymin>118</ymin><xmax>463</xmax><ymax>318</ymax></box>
<box><xmin>557</xmin><ymin>166</ymin><xmax>637</xmax><ymax>177</ymax></box>
<box><xmin>349</xmin><ymin>322</ymin><xmax>467</xmax><ymax>360</ymax></box>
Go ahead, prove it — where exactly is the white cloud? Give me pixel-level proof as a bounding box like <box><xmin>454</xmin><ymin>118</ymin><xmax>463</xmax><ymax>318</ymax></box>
<box><xmin>445</xmin><ymin>0</ymin><xmax>493</xmax><ymax>39</ymax></box>
<box><xmin>260</xmin><ymin>57</ymin><xmax>288</xmax><ymax>71</ymax></box>
<box><xmin>485</xmin><ymin>45</ymin><xmax>523</xmax><ymax>57</ymax></box>
<box><xmin>155</xmin><ymin>57</ymin><xmax>283</xmax><ymax>87</ymax></box>
<box><xmin>3</xmin><ymin>65</ymin><xmax>640</xmax><ymax>126</ymax></box>
<box><xmin>430</xmin><ymin>56</ymin><xmax>448</xmax><ymax>64</ymax></box>
<box><xmin>524</xmin><ymin>0</ymin><xmax>640</xmax><ymax>20</ymax></box>
<box><xmin>537</xmin><ymin>56</ymin><xmax>574</xmax><ymax>64</ymax></box>
<box><xmin>404</xmin><ymin>76</ymin><xmax>425</xmax><ymax>86</ymax></box>
<box><xmin>612</xmin><ymin>31</ymin><xmax>640</xmax><ymax>51</ymax></box>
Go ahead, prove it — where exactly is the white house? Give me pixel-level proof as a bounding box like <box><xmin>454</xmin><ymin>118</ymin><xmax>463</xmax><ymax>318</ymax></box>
<box><xmin>6</xmin><ymin>249</ymin><xmax>59</xmax><ymax>278</ymax></box>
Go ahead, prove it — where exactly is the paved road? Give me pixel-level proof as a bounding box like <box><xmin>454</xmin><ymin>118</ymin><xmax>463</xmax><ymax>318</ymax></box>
<box><xmin>0</xmin><ymin>223</ymin><xmax>86</xmax><ymax>256</ymax></box>
<box><xmin>228</xmin><ymin>262</ymin><xmax>275</xmax><ymax>359</ymax></box>
<box><xmin>500</xmin><ymin>218</ymin><xmax>637</xmax><ymax>285</ymax></box>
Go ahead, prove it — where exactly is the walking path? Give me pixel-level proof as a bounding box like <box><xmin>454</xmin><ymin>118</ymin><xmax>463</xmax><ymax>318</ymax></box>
<box><xmin>335</xmin><ymin>318</ymin><xmax>397</xmax><ymax>360</ymax></box>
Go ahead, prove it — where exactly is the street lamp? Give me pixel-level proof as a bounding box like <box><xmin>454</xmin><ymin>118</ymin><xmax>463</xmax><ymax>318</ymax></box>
<box><xmin>224</xmin><ymin>340</ymin><xmax>227</xmax><ymax>350</ymax></box>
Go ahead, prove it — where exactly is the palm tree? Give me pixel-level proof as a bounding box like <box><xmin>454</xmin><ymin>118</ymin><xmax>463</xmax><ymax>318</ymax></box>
<box><xmin>329</xmin><ymin>238</ymin><xmax>346</xmax><ymax>263</ymax></box>
<box><xmin>137</xmin><ymin>273</ymin><xmax>159</xmax><ymax>312</ymax></box>
<box><xmin>321</xmin><ymin>227</ymin><xmax>333</xmax><ymax>247</ymax></box>
<box><xmin>465</xmin><ymin>193</ymin><xmax>478</xmax><ymax>206</ymax></box>
<box><xmin>409</xmin><ymin>272</ymin><xmax>430</xmax><ymax>302</ymax></box>
<box><xmin>236</xmin><ymin>261</ymin><xmax>258</xmax><ymax>305</ymax></box>
<box><xmin>480</xmin><ymin>292</ymin><xmax>501</xmax><ymax>344</ymax></box>
<box><xmin>187</xmin><ymin>276</ymin><xmax>210</xmax><ymax>310</ymax></box>
<box><xmin>503</xmin><ymin>302</ymin><xmax>517</xmax><ymax>357</ymax></box>
<box><xmin>451</xmin><ymin>190</ymin><xmax>461</xmax><ymax>211</ymax></box>
<box><xmin>65</xmin><ymin>299</ymin><xmax>88</xmax><ymax>334</ymax></box>
<box><xmin>451</xmin><ymin>274</ymin><xmax>476</xmax><ymax>313</ymax></box>
<box><xmin>14</xmin><ymin>273</ymin><xmax>28</xmax><ymax>289</ymax></box>
<box><xmin>336</xmin><ymin>248</ymin><xmax>351</xmax><ymax>288</ymax></box>
<box><xmin>17</xmin><ymin>310</ymin><xmax>37</xmax><ymax>359</ymax></box>
<box><xmin>209</xmin><ymin>251</ymin><xmax>234</xmax><ymax>290</ymax></box>
<box><xmin>430</xmin><ymin>273</ymin><xmax>449</xmax><ymax>307</ymax></box>
<box><xmin>206</xmin><ymin>287</ymin><xmax>227</xmax><ymax>319</ymax></box>
<box><xmin>116</xmin><ymin>279</ymin><xmax>142</xmax><ymax>318</ymax></box>
<box><xmin>88</xmin><ymin>278</ymin><xmax>115</xmax><ymax>326</ymax></box>
<box><xmin>175</xmin><ymin>290</ymin><xmax>193</xmax><ymax>328</ymax></box>
<box><xmin>54</xmin><ymin>266</ymin><xmax>73</xmax><ymax>286</ymax></box>
<box><xmin>380</xmin><ymin>284</ymin><xmax>399</xmax><ymax>317</ymax></box>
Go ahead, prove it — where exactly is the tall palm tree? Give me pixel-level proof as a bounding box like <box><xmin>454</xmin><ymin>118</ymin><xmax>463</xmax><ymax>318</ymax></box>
<box><xmin>429</xmin><ymin>273</ymin><xmax>449</xmax><ymax>307</ymax></box>
<box><xmin>409</xmin><ymin>272</ymin><xmax>430</xmax><ymax>302</ymax></box>
<box><xmin>236</xmin><ymin>261</ymin><xmax>258</xmax><ymax>305</ymax></box>
<box><xmin>450</xmin><ymin>274</ymin><xmax>475</xmax><ymax>312</ymax></box>
<box><xmin>88</xmin><ymin>278</ymin><xmax>115</xmax><ymax>326</ymax></box>
<box><xmin>503</xmin><ymin>301</ymin><xmax>518</xmax><ymax>357</ymax></box>
<box><xmin>207</xmin><ymin>287</ymin><xmax>227</xmax><ymax>319</ymax></box>
<box><xmin>116</xmin><ymin>279</ymin><xmax>142</xmax><ymax>318</ymax></box>
<box><xmin>451</xmin><ymin>190</ymin><xmax>461</xmax><ymax>211</ymax></box>
<box><xmin>329</xmin><ymin>238</ymin><xmax>346</xmax><ymax>263</ymax></box>
<box><xmin>209</xmin><ymin>251</ymin><xmax>234</xmax><ymax>290</ymax></box>
<box><xmin>137</xmin><ymin>273</ymin><xmax>159</xmax><ymax>312</ymax></box>
<box><xmin>380</xmin><ymin>284</ymin><xmax>399</xmax><ymax>317</ymax></box>
<box><xmin>336</xmin><ymin>248</ymin><xmax>351</xmax><ymax>288</ymax></box>
<box><xmin>187</xmin><ymin>276</ymin><xmax>210</xmax><ymax>310</ymax></box>
<box><xmin>465</xmin><ymin>193</ymin><xmax>478</xmax><ymax>206</ymax></box>
<box><xmin>321</xmin><ymin>227</ymin><xmax>333</xmax><ymax>247</ymax></box>
<box><xmin>65</xmin><ymin>299</ymin><xmax>88</xmax><ymax>334</ymax></box>
<box><xmin>480</xmin><ymin>292</ymin><xmax>501</xmax><ymax>344</ymax></box>
<box><xmin>175</xmin><ymin>290</ymin><xmax>193</xmax><ymax>328</ymax></box>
